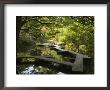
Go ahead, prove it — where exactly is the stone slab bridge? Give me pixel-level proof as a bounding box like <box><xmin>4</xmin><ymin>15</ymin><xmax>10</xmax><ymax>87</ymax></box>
<box><xmin>17</xmin><ymin>50</ymin><xmax>92</xmax><ymax>73</ymax></box>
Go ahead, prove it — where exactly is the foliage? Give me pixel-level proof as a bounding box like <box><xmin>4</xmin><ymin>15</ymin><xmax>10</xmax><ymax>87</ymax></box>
<box><xmin>16</xmin><ymin>16</ymin><xmax>94</xmax><ymax>57</ymax></box>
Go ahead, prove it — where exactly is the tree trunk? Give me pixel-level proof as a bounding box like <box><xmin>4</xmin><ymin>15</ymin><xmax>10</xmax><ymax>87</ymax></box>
<box><xmin>16</xmin><ymin>16</ymin><xmax>22</xmax><ymax>43</ymax></box>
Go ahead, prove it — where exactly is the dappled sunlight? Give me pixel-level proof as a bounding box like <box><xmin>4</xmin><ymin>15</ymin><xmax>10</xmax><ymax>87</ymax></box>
<box><xmin>16</xmin><ymin>16</ymin><xmax>94</xmax><ymax>74</ymax></box>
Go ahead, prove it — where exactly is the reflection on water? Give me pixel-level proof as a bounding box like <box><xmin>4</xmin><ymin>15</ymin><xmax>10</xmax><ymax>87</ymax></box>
<box><xmin>17</xmin><ymin>45</ymin><xmax>76</xmax><ymax>74</ymax></box>
<box><xmin>17</xmin><ymin>64</ymin><xmax>66</xmax><ymax>74</ymax></box>
<box><xmin>22</xmin><ymin>65</ymin><xmax>35</xmax><ymax>74</ymax></box>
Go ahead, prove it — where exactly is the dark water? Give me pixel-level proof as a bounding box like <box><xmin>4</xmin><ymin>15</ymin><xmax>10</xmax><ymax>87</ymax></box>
<box><xmin>16</xmin><ymin>45</ymin><xmax>78</xmax><ymax>74</ymax></box>
<box><xmin>16</xmin><ymin>64</ymin><xmax>72</xmax><ymax>74</ymax></box>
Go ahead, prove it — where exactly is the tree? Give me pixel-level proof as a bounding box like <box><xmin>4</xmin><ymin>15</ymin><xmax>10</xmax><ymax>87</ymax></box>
<box><xmin>17</xmin><ymin>16</ymin><xmax>94</xmax><ymax>57</ymax></box>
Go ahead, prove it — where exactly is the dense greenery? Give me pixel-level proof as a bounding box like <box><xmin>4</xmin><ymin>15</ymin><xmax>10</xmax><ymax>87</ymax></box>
<box><xmin>16</xmin><ymin>16</ymin><xmax>94</xmax><ymax>74</ymax></box>
<box><xmin>16</xmin><ymin>16</ymin><xmax>94</xmax><ymax>57</ymax></box>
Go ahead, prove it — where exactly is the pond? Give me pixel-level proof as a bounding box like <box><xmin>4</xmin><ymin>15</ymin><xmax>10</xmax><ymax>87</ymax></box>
<box><xmin>16</xmin><ymin>45</ymin><xmax>78</xmax><ymax>74</ymax></box>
